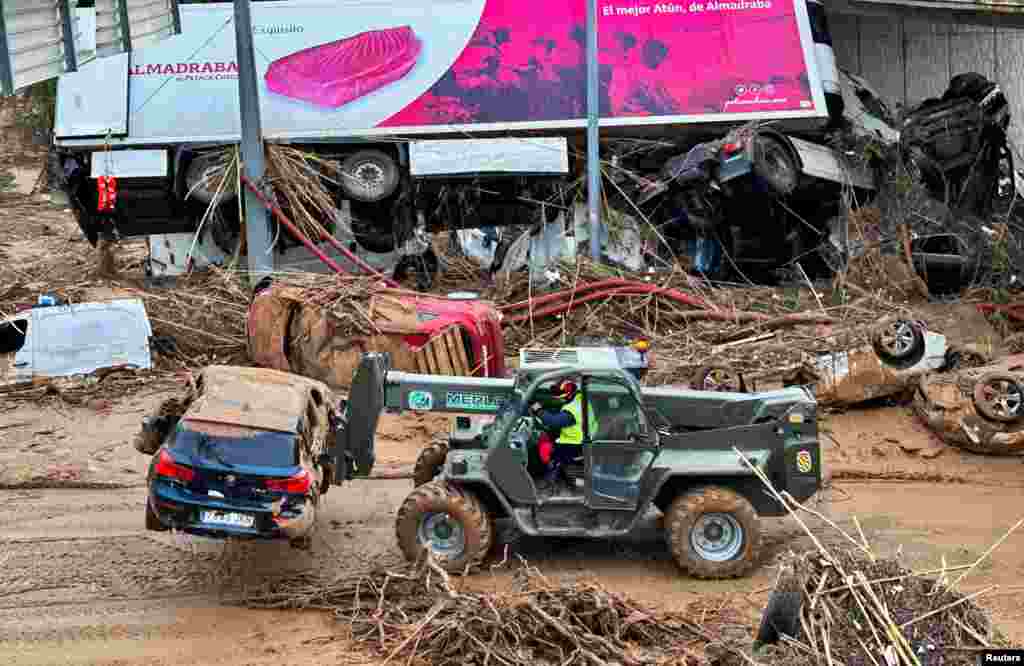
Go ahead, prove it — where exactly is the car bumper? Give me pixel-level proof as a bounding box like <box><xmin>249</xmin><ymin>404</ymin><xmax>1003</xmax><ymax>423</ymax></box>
<box><xmin>148</xmin><ymin>481</ymin><xmax>316</xmax><ymax>540</ymax></box>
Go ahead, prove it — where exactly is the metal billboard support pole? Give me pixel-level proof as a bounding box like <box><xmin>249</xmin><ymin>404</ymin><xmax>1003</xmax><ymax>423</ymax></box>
<box><xmin>585</xmin><ymin>0</ymin><xmax>601</xmax><ymax>262</ymax></box>
<box><xmin>58</xmin><ymin>0</ymin><xmax>78</xmax><ymax>74</ymax></box>
<box><xmin>0</xmin><ymin>1</ymin><xmax>14</xmax><ymax>95</ymax></box>
<box><xmin>233</xmin><ymin>0</ymin><xmax>273</xmax><ymax>284</ymax></box>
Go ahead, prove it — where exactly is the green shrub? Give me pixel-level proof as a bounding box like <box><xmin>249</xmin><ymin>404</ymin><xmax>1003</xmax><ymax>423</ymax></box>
<box><xmin>14</xmin><ymin>78</ymin><xmax>57</xmax><ymax>137</ymax></box>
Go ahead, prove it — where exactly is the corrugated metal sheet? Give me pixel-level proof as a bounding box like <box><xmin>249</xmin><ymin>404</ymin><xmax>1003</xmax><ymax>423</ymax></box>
<box><xmin>903</xmin><ymin>16</ymin><xmax>949</xmax><ymax>105</ymax></box>
<box><xmin>0</xmin><ymin>0</ymin><xmax>87</xmax><ymax>94</ymax></box>
<box><xmin>854</xmin><ymin>0</ymin><xmax>1024</xmax><ymax>13</ymax></box>
<box><xmin>95</xmin><ymin>0</ymin><xmax>179</xmax><ymax>57</ymax></box>
<box><xmin>831</xmin><ymin>8</ymin><xmax>1023</xmax><ymax>149</ymax></box>
<box><xmin>858</xmin><ymin>16</ymin><xmax>904</xmax><ymax>104</ymax></box>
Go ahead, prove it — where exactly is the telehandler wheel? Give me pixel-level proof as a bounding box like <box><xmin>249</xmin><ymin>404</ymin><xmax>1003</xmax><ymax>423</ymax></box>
<box><xmin>665</xmin><ymin>485</ymin><xmax>762</xmax><ymax>579</ymax></box>
<box><xmin>395</xmin><ymin>481</ymin><xmax>494</xmax><ymax>573</ymax></box>
<box><xmin>413</xmin><ymin>440</ymin><xmax>449</xmax><ymax>487</ymax></box>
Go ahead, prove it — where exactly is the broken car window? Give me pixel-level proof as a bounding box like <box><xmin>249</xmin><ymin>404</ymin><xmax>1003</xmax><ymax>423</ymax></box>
<box><xmin>172</xmin><ymin>422</ymin><xmax>299</xmax><ymax>468</ymax></box>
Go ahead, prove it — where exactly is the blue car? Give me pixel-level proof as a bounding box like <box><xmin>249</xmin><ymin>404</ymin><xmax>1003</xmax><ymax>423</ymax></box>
<box><xmin>138</xmin><ymin>365</ymin><xmax>350</xmax><ymax>547</ymax></box>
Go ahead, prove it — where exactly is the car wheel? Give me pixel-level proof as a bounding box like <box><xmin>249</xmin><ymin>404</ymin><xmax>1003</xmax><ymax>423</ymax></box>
<box><xmin>973</xmin><ymin>372</ymin><xmax>1024</xmax><ymax>423</ymax></box>
<box><xmin>871</xmin><ymin>318</ymin><xmax>925</xmax><ymax>364</ymax></box>
<box><xmin>754</xmin><ymin>569</ymin><xmax>803</xmax><ymax>647</ymax></box>
<box><xmin>665</xmin><ymin>485</ymin><xmax>762</xmax><ymax>579</ymax></box>
<box><xmin>145</xmin><ymin>499</ymin><xmax>168</xmax><ymax>531</ymax></box>
<box><xmin>339</xmin><ymin>150</ymin><xmax>400</xmax><ymax>203</ymax></box>
<box><xmin>752</xmin><ymin>135</ymin><xmax>799</xmax><ymax>196</ymax></box>
<box><xmin>395</xmin><ymin>481</ymin><xmax>494</xmax><ymax>573</ymax></box>
<box><xmin>413</xmin><ymin>440</ymin><xmax>449</xmax><ymax>487</ymax></box>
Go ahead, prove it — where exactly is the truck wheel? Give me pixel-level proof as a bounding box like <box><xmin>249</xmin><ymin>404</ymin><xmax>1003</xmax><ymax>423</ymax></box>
<box><xmin>413</xmin><ymin>440</ymin><xmax>449</xmax><ymax>487</ymax></box>
<box><xmin>665</xmin><ymin>485</ymin><xmax>762</xmax><ymax>579</ymax></box>
<box><xmin>395</xmin><ymin>481</ymin><xmax>494</xmax><ymax>573</ymax></box>
<box><xmin>871</xmin><ymin>318</ymin><xmax>925</xmax><ymax>365</ymax></box>
<box><xmin>752</xmin><ymin>135</ymin><xmax>798</xmax><ymax>196</ymax></box>
<box><xmin>973</xmin><ymin>372</ymin><xmax>1024</xmax><ymax>423</ymax></box>
<box><xmin>340</xmin><ymin>150</ymin><xmax>400</xmax><ymax>203</ymax></box>
<box><xmin>145</xmin><ymin>499</ymin><xmax>167</xmax><ymax>532</ymax></box>
<box><xmin>754</xmin><ymin>571</ymin><xmax>803</xmax><ymax>646</ymax></box>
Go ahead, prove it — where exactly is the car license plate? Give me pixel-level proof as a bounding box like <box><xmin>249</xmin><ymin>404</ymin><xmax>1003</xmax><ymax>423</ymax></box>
<box><xmin>199</xmin><ymin>510</ymin><xmax>255</xmax><ymax>528</ymax></box>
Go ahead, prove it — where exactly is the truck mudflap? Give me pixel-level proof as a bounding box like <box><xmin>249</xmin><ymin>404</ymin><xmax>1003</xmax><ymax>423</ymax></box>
<box><xmin>333</xmin><ymin>352</ymin><xmax>390</xmax><ymax>480</ymax></box>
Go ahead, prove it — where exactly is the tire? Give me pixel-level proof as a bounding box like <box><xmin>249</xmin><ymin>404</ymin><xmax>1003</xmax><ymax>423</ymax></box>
<box><xmin>339</xmin><ymin>150</ymin><xmax>400</xmax><ymax>203</ymax></box>
<box><xmin>145</xmin><ymin>499</ymin><xmax>168</xmax><ymax>532</ymax></box>
<box><xmin>395</xmin><ymin>481</ymin><xmax>494</xmax><ymax>573</ymax></box>
<box><xmin>752</xmin><ymin>135</ymin><xmax>799</xmax><ymax>196</ymax></box>
<box><xmin>665</xmin><ymin>485</ymin><xmax>762</xmax><ymax>579</ymax></box>
<box><xmin>755</xmin><ymin>574</ymin><xmax>803</xmax><ymax>646</ymax></box>
<box><xmin>973</xmin><ymin>372</ymin><xmax>1024</xmax><ymax>423</ymax></box>
<box><xmin>871</xmin><ymin>318</ymin><xmax>925</xmax><ymax>365</ymax></box>
<box><xmin>413</xmin><ymin>440</ymin><xmax>449</xmax><ymax>487</ymax></box>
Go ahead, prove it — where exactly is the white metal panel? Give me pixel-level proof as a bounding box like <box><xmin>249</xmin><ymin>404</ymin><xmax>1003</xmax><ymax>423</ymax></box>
<box><xmin>95</xmin><ymin>0</ymin><xmax>178</xmax><ymax>56</ymax></box>
<box><xmin>410</xmin><ymin>137</ymin><xmax>570</xmax><ymax>177</ymax></box>
<box><xmin>789</xmin><ymin>136</ymin><xmax>876</xmax><ymax>189</ymax></box>
<box><xmin>1</xmin><ymin>0</ymin><xmax>62</xmax><ymax>93</ymax></box>
<box><xmin>89</xmin><ymin>148</ymin><xmax>167</xmax><ymax>177</ymax></box>
<box><xmin>53</xmin><ymin>51</ymin><xmax>129</xmax><ymax>137</ymax></box>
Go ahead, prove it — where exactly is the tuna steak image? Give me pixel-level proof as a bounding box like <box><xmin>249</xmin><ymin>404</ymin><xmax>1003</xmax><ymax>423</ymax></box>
<box><xmin>264</xmin><ymin>26</ymin><xmax>422</xmax><ymax>108</ymax></box>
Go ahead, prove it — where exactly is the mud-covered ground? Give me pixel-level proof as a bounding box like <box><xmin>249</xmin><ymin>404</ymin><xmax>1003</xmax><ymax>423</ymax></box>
<box><xmin>3</xmin><ymin>103</ymin><xmax>1024</xmax><ymax>664</ymax></box>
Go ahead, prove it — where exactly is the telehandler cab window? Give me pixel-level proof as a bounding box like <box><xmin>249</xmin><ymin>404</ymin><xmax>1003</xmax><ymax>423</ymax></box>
<box><xmin>583</xmin><ymin>378</ymin><xmax>654</xmax><ymax>506</ymax></box>
<box><xmin>585</xmin><ymin>378</ymin><xmax>647</xmax><ymax>441</ymax></box>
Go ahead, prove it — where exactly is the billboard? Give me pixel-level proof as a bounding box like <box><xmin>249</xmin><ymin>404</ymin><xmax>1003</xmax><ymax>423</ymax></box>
<box><xmin>68</xmin><ymin>0</ymin><xmax>826</xmax><ymax>142</ymax></box>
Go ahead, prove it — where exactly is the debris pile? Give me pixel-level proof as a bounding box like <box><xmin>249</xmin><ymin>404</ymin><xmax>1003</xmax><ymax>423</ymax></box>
<box><xmin>254</xmin><ymin>271</ymin><xmax>382</xmax><ymax>338</ymax></box>
<box><xmin>489</xmin><ymin>257</ymin><xmax>908</xmax><ymax>385</ymax></box>
<box><xmin>240</xmin><ymin>551</ymin><xmax>742</xmax><ymax>666</ymax></box>
<box><xmin>750</xmin><ymin>549</ymin><xmax>1005</xmax><ymax>666</ymax></box>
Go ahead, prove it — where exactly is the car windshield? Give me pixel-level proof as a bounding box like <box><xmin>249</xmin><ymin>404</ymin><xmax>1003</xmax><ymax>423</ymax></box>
<box><xmin>171</xmin><ymin>421</ymin><xmax>298</xmax><ymax>468</ymax></box>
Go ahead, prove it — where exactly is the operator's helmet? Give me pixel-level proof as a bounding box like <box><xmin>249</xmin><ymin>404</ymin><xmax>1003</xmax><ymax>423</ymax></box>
<box><xmin>556</xmin><ymin>380</ymin><xmax>578</xmax><ymax>401</ymax></box>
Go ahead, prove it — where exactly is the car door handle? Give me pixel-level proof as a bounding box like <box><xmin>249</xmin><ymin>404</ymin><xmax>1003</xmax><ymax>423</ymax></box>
<box><xmin>13</xmin><ymin>362</ymin><xmax>28</xmax><ymax>368</ymax></box>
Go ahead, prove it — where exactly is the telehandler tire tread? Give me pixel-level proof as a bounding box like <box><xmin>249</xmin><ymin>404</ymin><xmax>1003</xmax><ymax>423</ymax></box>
<box><xmin>665</xmin><ymin>485</ymin><xmax>762</xmax><ymax>580</ymax></box>
<box><xmin>413</xmin><ymin>440</ymin><xmax>449</xmax><ymax>487</ymax></box>
<box><xmin>395</xmin><ymin>481</ymin><xmax>494</xmax><ymax>573</ymax></box>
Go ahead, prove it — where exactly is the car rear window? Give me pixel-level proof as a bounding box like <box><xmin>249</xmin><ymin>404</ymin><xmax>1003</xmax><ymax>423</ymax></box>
<box><xmin>172</xmin><ymin>422</ymin><xmax>299</xmax><ymax>468</ymax></box>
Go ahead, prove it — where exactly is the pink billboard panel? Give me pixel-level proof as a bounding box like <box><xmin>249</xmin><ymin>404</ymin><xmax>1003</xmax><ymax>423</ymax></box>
<box><xmin>381</xmin><ymin>0</ymin><xmax>823</xmax><ymax>129</ymax></box>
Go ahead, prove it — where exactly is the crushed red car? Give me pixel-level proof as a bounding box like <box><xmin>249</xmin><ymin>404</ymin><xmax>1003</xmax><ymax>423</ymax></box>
<box><xmin>246</xmin><ymin>277</ymin><xmax>506</xmax><ymax>389</ymax></box>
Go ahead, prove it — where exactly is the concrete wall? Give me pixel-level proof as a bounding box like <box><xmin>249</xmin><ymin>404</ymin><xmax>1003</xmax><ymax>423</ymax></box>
<box><xmin>828</xmin><ymin>7</ymin><xmax>1024</xmax><ymax>151</ymax></box>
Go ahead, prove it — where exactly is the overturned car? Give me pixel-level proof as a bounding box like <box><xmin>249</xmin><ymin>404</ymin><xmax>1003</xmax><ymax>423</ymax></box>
<box><xmin>790</xmin><ymin>318</ymin><xmax>950</xmax><ymax>407</ymax></box>
<box><xmin>913</xmin><ymin>354</ymin><xmax>1024</xmax><ymax>455</ymax></box>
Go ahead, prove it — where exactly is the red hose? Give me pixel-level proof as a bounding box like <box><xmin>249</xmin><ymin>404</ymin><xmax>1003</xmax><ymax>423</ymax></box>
<box><xmin>500</xmin><ymin>278</ymin><xmax>716</xmax><ymax>314</ymax></box>
<box><xmin>240</xmin><ymin>174</ymin><xmax>399</xmax><ymax>288</ymax></box>
<box><xmin>502</xmin><ymin>283</ymin><xmax>759</xmax><ymax>324</ymax></box>
<box><xmin>977</xmin><ymin>303</ymin><xmax>1024</xmax><ymax>322</ymax></box>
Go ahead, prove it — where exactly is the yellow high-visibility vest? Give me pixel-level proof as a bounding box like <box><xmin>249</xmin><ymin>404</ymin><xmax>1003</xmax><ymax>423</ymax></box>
<box><xmin>556</xmin><ymin>394</ymin><xmax>598</xmax><ymax>445</ymax></box>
